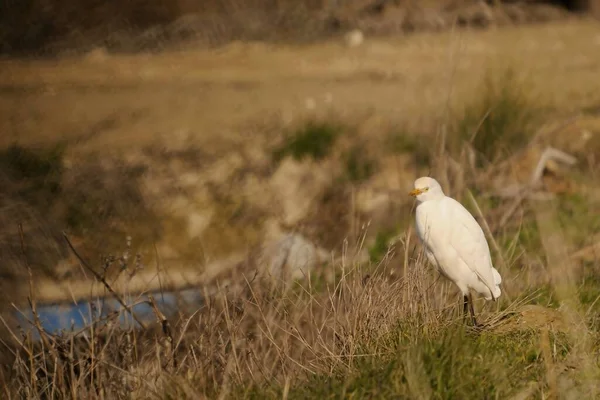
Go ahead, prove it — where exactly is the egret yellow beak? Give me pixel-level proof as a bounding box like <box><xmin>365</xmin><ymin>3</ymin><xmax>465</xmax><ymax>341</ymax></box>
<box><xmin>409</xmin><ymin>187</ymin><xmax>428</xmax><ymax>197</ymax></box>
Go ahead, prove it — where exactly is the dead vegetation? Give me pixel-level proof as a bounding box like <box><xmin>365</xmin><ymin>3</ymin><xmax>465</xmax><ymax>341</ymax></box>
<box><xmin>0</xmin><ymin>144</ymin><xmax>161</xmax><ymax>288</ymax></box>
<box><xmin>1</xmin><ymin>9</ymin><xmax>600</xmax><ymax>399</ymax></box>
<box><xmin>1</xmin><ymin>57</ymin><xmax>600</xmax><ymax>398</ymax></box>
<box><xmin>0</xmin><ymin>0</ymin><xmax>597</xmax><ymax>56</ymax></box>
<box><xmin>1</xmin><ymin>175</ymin><xmax>599</xmax><ymax>398</ymax></box>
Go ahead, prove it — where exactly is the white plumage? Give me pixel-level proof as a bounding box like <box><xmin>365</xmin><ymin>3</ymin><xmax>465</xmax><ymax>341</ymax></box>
<box><xmin>410</xmin><ymin>176</ymin><xmax>502</xmax><ymax>325</ymax></box>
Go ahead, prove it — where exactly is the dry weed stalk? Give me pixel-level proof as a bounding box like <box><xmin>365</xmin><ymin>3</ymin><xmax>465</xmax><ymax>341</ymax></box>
<box><xmin>2</xmin><ymin>125</ymin><xmax>598</xmax><ymax>398</ymax></box>
<box><xmin>0</xmin><ymin>227</ymin><xmax>458</xmax><ymax>399</ymax></box>
<box><xmin>62</xmin><ymin>232</ymin><xmax>148</xmax><ymax>330</ymax></box>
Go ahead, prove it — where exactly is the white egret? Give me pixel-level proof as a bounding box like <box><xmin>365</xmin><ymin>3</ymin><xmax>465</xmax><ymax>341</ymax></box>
<box><xmin>410</xmin><ymin>176</ymin><xmax>502</xmax><ymax>326</ymax></box>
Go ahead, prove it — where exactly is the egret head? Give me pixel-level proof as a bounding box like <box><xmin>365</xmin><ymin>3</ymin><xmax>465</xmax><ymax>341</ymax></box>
<box><xmin>409</xmin><ymin>176</ymin><xmax>445</xmax><ymax>202</ymax></box>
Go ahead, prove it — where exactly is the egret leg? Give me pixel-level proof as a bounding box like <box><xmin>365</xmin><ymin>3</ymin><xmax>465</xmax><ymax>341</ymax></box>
<box><xmin>468</xmin><ymin>293</ymin><xmax>478</xmax><ymax>327</ymax></box>
<box><xmin>462</xmin><ymin>295</ymin><xmax>469</xmax><ymax>322</ymax></box>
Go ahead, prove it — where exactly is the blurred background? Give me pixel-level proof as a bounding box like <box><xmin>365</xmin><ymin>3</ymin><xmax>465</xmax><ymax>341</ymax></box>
<box><xmin>1</xmin><ymin>1</ymin><xmax>600</xmax><ymax>397</ymax></box>
<box><xmin>0</xmin><ymin>0</ymin><xmax>598</xmax><ymax>55</ymax></box>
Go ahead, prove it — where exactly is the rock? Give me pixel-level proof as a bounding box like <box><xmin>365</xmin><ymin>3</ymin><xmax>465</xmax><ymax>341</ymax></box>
<box><xmin>167</xmin><ymin>14</ymin><xmax>203</xmax><ymax>40</ymax></box>
<box><xmin>356</xmin><ymin>189</ymin><xmax>392</xmax><ymax>220</ymax></box>
<box><xmin>344</xmin><ymin>29</ymin><xmax>364</xmax><ymax>47</ymax></box>
<box><xmin>455</xmin><ymin>1</ymin><xmax>495</xmax><ymax>28</ymax></box>
<box><xmin>525</xmin><ymin>4</ymin><xmax>568</xmax><ymax>22</ymax></box>
<box><xmin>179</xmin><ymin>171</ymin><xmax>202</xmax><ymax>188</ymax></box>
<box><xmin>243</xmin><ymin>145</ymin><xmax>271</xmax><ymax>170</ymax></box>
<box><xmin>241</xmin><ymin>174</ymin><xmax>275</xmax><ymax>212</ymax></box>
<box><xmin>402</xmin><ymin>6</ymin><xmax>447</xmax><ymax>32</ymax></box>
<box><xmin>355</xmin><ymin>155</ymin><xmax>412</xmax><ymax>218</ymax></box>
<box><xmin>187</xmin><ymin>210</ymin><xmax>214</xmax><ymax>238</ymax></box>
<box><xmin>83</xmin><ymin>47</ymin><xmax>110</xmax><ymax>63</ymax></box>
<box><xmin>269</xmin><ymin>158</ymin><xmax>335</xmax><ymax>226</ymax></box>
<box><xmin>491</xmin><ymin>144</ymin><xmax>579</xmax><ymax>198</ymax></box>
<box><xmin>163</xmin><ymin>129</ymin><xmax>193</xmax><ymax>153</ymax></box>
<box><xmin>155</xmin><ymin>242</ymin><xmax>179</xmax><ymax>260</ymax></box>
<box><xmin>204</xmin><ymin>152</ymin><xmax>245</xmax><ymax>185</ymax></box>
<box><xmin>502</xmin><ymin>3</ymin><xmax>529</xmax><ymax>24</ymax></box>
<box><xmin>170</xmin><ymin>195</ymin><xmax>193</xmax><ymax>215</ymax></box>
<box><xmin>492</xmin><ymin>304</ymin><xmax>569</xmax><ymax>334</ymax></box>
<box><xmin>259</xmin><ymin>232</ymin><xmax>329</xmax><ymax>285</ymax></box>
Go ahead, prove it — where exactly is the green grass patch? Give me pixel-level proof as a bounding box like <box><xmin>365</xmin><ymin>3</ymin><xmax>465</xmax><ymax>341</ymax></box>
<box><xmin>580</xmin><ymin>274</ymin><xmax>600</xmax><ymax>308</ymax></box>
<box><xmin>272</xmin><ymin>120</ymin><xmax>341</xmax><ymax>163</ymax></box>
<box><xmin>520</xmin><ymin>218</ymin><xmax>543</xmax><ymax>251</ymax></box>
<box><xmin>556</xmin><ymin>192</ymin><xmax>600</xmax><ymax>248</ymax></box>
<box><xmin>368</xmin><ymin>229</ymin><xmax>397</xmax><ymax>264</ymax></box>
<box><xmin>344</xmin><ymin>144</ymin><xmax>377</xmax><ymax>183</ymax></box>
<box><xmin>385</xmin><ymin>130</ymin><xmax>431</xmax><ymax>167</ymax></box>
<box><xmin>514</xmin><ymin>216</ymin><xmax>543</xmax><ymax>255</ymax></box>
<box><xmin>63</xmin><ymin>164</ymin><xmax>149</xmax><ymax>234</ymax></box>
<box><xmin>242</xmin><ymin>324</ymin><xmax>552</xmax><ymax>399</ymax></box>
<box><xmin>0</xmin><ymin>142</ymin><xmax>66</xmax><ymax>211</ymax></box>
<box><xmin>453</xmin><ymin>68</ymin><xmax>540</xmax><ymax>163</ymax></box>
<box><xmin>289</xmin><ymin>264</ymin><xmax>344</xmax><ymax>296</ymax></box>
<box><xmin>509</xmin><ymin>284</ymin><xmax>561</xmax><ymax>310</ymax></box>
<box><xmin>581</xmin><ymin>273</ymin><xmax>600</xmax><ymax>332</ymax></box>
<box><xmin>0</xmin><ymin>143</ymin><xmax>160</xmax><ymax>269</ymax></box>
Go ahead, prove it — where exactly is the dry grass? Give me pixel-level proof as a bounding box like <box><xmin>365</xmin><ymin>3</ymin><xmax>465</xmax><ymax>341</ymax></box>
<box><xmin>0</xmin><ymin>225</ymin><xmax>407</xmax><ymax>392</ymax></box>
<box><xmin>2</xmin><ymin>91</ymin><xmax>600</xmax><ymax>398</ymax></box>
<box><xmin>2</xmin><ymin>20</ymin><xmax>600</xmax><ymax>155</ymax></box>
<box><xmin>0</xmin><ymin>0</ymin><xmax>329</xmax><ymax>55</ymax></box>
<box><xmin>2</xmin><ymin>17</ymin><xmax>600</xmax><ymax>399</ymax></box>
<box><xmin>2</xmin><ymin>187</ymin><xmax>600</xmax><ymax>398</ymax></box>
<box><xmin>1</xmin><ymin>0</ymin><xmax>591</xmax><ymax>56</ymax></box>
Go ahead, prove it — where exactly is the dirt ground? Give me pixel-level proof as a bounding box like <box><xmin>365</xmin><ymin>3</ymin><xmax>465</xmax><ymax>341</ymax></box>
<box><xmin>2</xmin><ymin>19</ymin><xmax>600</xmax><ymax>156</ymax></box>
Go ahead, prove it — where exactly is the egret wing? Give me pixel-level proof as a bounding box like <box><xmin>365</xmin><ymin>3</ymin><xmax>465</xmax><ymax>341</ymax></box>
<box><xmin>444</xmin><ymin>197</ymin><xmax>498</xmax><ymax>295</ymax></box>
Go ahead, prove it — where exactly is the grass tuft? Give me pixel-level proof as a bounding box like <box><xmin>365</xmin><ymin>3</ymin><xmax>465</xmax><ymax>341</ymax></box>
<box><xmin>454</xmin><ymin>68</ymin><xmax>540</xmax><ymax>163</ymax></box>
<box><xmin>280</xmin><ymin>326</ymin><xmax>549</xmax><ymax>399</ymax></box>
<box><xmin>386</xmin><ymin>130</ymin><xmax>432</xmax><ymax>167</ymax></box>
<box><xmin>344</xmin><ymin>144</ymin><xmax>377</xmax><ymax>183</ymax></box>
<box><xmin>368</xmin><ymin>229</ymin><xmax>396</xmax><ymax>264</ymax></box>
<box><xmin>0</xmin><ymin>143</ymin><xmax>66</xmax><ymax>210</ymax></box>
<box><xmin>556</xmin><ymin>191</ymin><xmax>600</xmax><ymax>248</ymax></box>
<box><xmin>272</xmin><ymin>120</ymin><xmax>341</xmax><ymax>164</ymax></box>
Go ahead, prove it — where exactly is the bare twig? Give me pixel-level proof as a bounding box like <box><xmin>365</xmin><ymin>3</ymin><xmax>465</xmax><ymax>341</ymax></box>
<box><xmin>18</xmin><ymin>224</ymin><xmax>59</xmax><ymax>358</ymax></box>
<box><xmin>529</xmin><ymin>146</ymin><xmax>578</xmax><ymax>186</ymax></box>
<box><xmin>148</xmin><ymin>294</ymin><xmax>176</xmax><ymax>370</ymax></box>
<box><xmin>62</xmin><ymin>232</ymin><xmax>147</xmax><ymax>330</ymax></box>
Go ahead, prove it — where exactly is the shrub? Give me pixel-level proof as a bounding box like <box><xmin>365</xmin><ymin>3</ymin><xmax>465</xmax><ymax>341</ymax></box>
<box><xmin>368</xmin><ymin>229</ymin><xmax>396</xmax><ymax>264</ymax></box>
<box><xmin>0</xmin><ymin>142</ymin><xmax>65</xmax><ymax>211</ymax></box>
<box><xmin>272</xmin><ymin>120</ymin><xmax>341</xmax><ymax>163</ymax></box>
<box><xmin>386</xmin><ymin>131</ymin><xmax>432</xmax><ymax>167</ymax></box>
<box><xmin>454</xmin><ymin>68</ymin><xmax>540</xmax><ymax>163</ymax></box>
<box><xmin>344</xmin><ymin>144</ymin><xmax>376</xmax><ymax>183</ymax></box>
